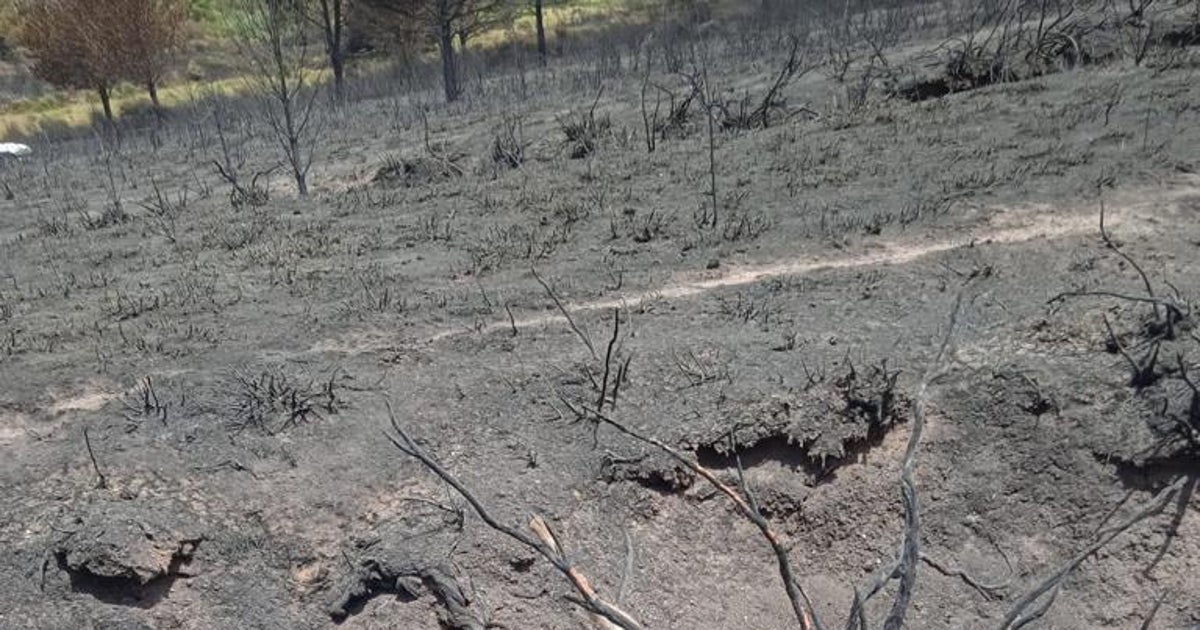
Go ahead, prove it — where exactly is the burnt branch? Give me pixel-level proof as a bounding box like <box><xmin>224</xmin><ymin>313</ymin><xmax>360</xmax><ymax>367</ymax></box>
<box><xmin>1103</xmin><ymin>315</ymin><xmax>1161</xmax><ymax>388</ymax></box>
<box><xmin>597</xmin><ymin>309</ymin><xmax>621</xmax><ymax>413</ymax></box>
<box><xmin>384</xmin><ymin>403</ymin><xmax>641</xmax><ymax>630</ymax></box>
<box><xmin>1049</xmin><ymin>197</ymin><xmax>1190</xmax><ymax>341</ymax></box>
<box><xmin>882</xmin><ymin>292</ymin><xmax>963</xmax><ymax>630</ymax></box>
<box><xmin>847</xmin><ymin>291</ymin><xmax>965</xmax><ymax>630</ymax></box>
<box><xmin>82</xmin><ymin>426</ymin><xmax>107</xmax><ymax>490</ymax></box>
<box><xmin>1001</xmin><ymin>477</ymin><xmax>1187</xmax><ymax>630</ymax></box>
<box><xmin>919</xmin><ymin>552</ymin><xmax>1012</xmax><ymax>601</ymax></box>
<box><xmin>531</xmin><ymin>266</ymin><xmax>597</xmax><ymax>360</ymax></box>
<box><xmin>561</xmin><ymin>400</ymin><xmax>821</xmax><ymax>630</ymax></box>
<box><xmin>1099</xmin><ymin>197</ymin><xmax>1159</xmax><ymax>322</ymax></box>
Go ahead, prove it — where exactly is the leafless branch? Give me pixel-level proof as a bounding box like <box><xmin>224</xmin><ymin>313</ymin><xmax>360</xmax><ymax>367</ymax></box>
<box><xmin>880</xmin><ymin>291</ymin><xmax>964</xmax><ymax>630</ymax></box>
<box><xmin>562</xmin><ymin>400</ymin><xmax>821</xmax><ymax>630</ymax></box>
<box><xmin>1099</xmin><ymin>197</ymin><xmax>1159</xmax><ymax>320</ymax></box>
<box><xmin>597</xmin><ymin>309</ymin><xmax>621</xmax><ymax>412</ymax></box>
<box><xmin>531</xmin><ymin>266</ymin><xmax>597</xmax><ymax>360</ymax></box>
<box><xmin>82</xmin><ymin>426</ymin><xmax>107</xmax><ymax>489</ymax></box>
<box><xmin>1001</xmin><ymin>476</ymin><xmax>1187</xmax><ymax>629</ymax></box>
<box><xmin>1103</xmin><ymin>314</ymin><xmax>1160</xmax><ymax>388</ymax></box>
<box><xmin>384</xmin><ymin>402</ymin><xmax>641</xmax><ymax>630</ymax></box>
<box><xmin>919</xmin><ymin>552</ymin><xmax>1012</xmax><ymax>601</ymax></box>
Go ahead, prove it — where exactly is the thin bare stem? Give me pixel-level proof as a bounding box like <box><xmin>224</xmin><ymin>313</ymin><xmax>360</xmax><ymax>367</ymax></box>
<box><xmin>597</xmin><ymin>308</ymin><xmax>621</xmax><ymax>412</ymax></box>
<box><xmin>82</xmin><ymin>426</ymin><xmax>107</xmax><ymax>489</ymax></box>
<box><xmin>384</xmin><ymin>402</ymin><xmax>641</xmax><ymax>630</ymax></box>
<box><xmin>532</xmin><ymin>266</ymin><xmax>597</xmax><ymax>360</ymax></box>
<box><xmin>1001</xmin><ymin>477</ymin><xmax>1187</xmax><ymax>629</ymax></box>
<box><xmin>566</xmin><ymin>399</ymin><xmax>820</xmax><ymax>630</ymax></box>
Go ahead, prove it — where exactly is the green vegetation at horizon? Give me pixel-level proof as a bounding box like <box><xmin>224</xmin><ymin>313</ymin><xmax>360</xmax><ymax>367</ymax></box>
<box><xmin>0</xmin><ymin>0</ymin><xmax>655</xmax><ymax>139</ymax></box>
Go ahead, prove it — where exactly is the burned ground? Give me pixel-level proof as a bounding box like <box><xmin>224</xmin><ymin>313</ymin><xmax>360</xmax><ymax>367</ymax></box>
<box><xmin>1</xmin><ymin>3</ymin><xmax>1199</xmax><ymax>628</ymax></box>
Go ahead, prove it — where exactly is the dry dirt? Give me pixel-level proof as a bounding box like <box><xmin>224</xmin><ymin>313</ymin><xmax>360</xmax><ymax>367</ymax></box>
<box><xmin>1</xmin><ymin>12</ymin><xmax>1199</xmax><ymax>630</ymax></box>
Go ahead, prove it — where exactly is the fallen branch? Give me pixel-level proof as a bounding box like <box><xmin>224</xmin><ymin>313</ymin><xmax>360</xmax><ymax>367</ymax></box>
<box><xmin>848</xmin><ymin>291</ymin><xmax>965</xmax><ymax>630</ymax></box>
<box><xmin>1103</xmin><ymin>314</ymin><xmax>1160</xmax><ymax>388</ymax></box>
<box><xmin>1099</xmin><ymin>197</ymin><xmax>1159</xmax><ymax>322</ymax></box>
<box><xmin>82</xmin><ymin>426</ymin><xmax>107</xmax><ymax>490</ymax></box>
<box><xmin>384</xmin><ymin>402</ymin><xmax>641</xmax><ymax>630</ymax></box>
<box><xmin>1000</xmin><ymin>476</ymin><xmax>1187</xmax><ymax>630</ymax></box>
<box><xmin>920</xmin><ymin>552</ymin><xmax>1012</xmax><ymax>601</ymax></box>
<box><xmin>883</xmin><ymin>292</ymin><xmax>963</xmax><ymax>630</ymax></box>
<box><xmin>532</xmin><ymin>266</ymin><xmax>597</xmax><ymax>360</ymax></box>
<box><xmin>561</xmin><ymin>399</ymin><xmax>821</xmax><ymax>630</ymax></box>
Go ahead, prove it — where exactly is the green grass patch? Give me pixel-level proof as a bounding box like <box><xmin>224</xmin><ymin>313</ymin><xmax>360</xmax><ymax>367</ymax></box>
<box><xmin>473</xmin><ymin>0</ymin><xmax>649</xmax><ymax>50</ymax></box>
<box><xmin>0</xmin><ymin>70</ymin><xmax>333</xmax><ymax>139</ymax></box>
<box><xmin>0</xmin><ymin>0</ymin><xmax>661</xmax><ymax>138</ymax></box>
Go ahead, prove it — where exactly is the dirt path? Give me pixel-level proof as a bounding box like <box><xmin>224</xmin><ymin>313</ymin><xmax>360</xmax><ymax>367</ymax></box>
<box><xmin>311</xmin><ymin>177</ymin><xmax>1200</xmax><ymax>356</ymax></box>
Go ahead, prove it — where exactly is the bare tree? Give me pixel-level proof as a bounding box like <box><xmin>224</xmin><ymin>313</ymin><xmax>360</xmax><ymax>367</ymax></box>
<box><xmin>16</xmin><ymin>0</ymin><xmax>125</xmax><ymax>122</ymax></box>
<box><xmin>533</xmin><ymin>0</ymin><xmax>547</xmax><ymax>64</ymax></box>
<box><xmin>386</xmin><ymin>0</ymin><xmax>504</xmax><ymax>102</ymax></box>
<box><xmin>18</xmin><ymin>0</ymin><xmax>186</xmax><ymax>121</ymax></box>
<box><xmin>116</xmin><ymin>0</ymin><xmax>188</xmax><ymax>111</ymax></box>
<box><xmin>305</xmin><ymin>0</ymin><xmax>350</xmax><ymax>101</ymax></box>
<box><xmin>234</xmin><ymin>0</ymin><xmax>323</xmax><ymax>195</ymax></box>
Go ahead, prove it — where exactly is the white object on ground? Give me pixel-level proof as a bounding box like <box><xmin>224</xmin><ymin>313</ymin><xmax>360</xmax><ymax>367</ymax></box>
<box><xmin>0</xmin><ymin>143</ymin><xmax>32</xmax><ymax>157</ymax></box>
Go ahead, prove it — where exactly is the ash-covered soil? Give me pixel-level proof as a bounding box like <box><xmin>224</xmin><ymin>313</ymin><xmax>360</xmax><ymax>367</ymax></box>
<box><xmin>2</xmin><ymin>7</ymin><xmax>1199</xmax><ymax>629</ymax></box>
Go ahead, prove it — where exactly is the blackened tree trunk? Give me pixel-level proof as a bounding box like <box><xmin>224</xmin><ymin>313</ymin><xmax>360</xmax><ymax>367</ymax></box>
<box><xmin>147</xmin><ymin>80</ymin><xmax>161</xmax><ymax>109</ymax></box>
<box><xmin>97</xmin><ymin>83</ymin><xmax>114</xmax><ymax>122</ymax></box>
<box><xmin>317</xmin><ymin>0</ymin><xmax>347</xmax><ymax>102</ymax></box>
<box><xmin>439</xmin><ymin>21</ymin><xmax>459</xmax><ymax>102</ymax></box>
<box><xmin>329</xmin><ymin>43</ymin><xmax>346</xmax><ymax>100</ymax></box>
<box><xmin>535</xmin><ymin>0</ymin><xmax>547</xmax><ymax>64</ymax></box>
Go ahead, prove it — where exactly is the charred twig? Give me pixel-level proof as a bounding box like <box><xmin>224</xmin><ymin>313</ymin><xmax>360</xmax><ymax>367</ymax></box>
<box><xmin>848</xmin><ymin>554</ymin><xmax>901</xmax><ymax>627</ymax></box>
<box><xmin>732</xmin><ymin>435</ymin><xmax>823</xmax><ymax>630</ymax></box>
<box><xmin>561</xmin><ymin>400</ymin><xmax>820</xmax><ymax>630</ymax></box>
<box><xmin>597</xmin><ymin>309</ymin><xmax>621</xmax><ymax>412</ymax></box>
<box><xmin>1173</xmin><ymin>355</ymin><xmax>1200</xmax><ymax>447</ymax></box>
<box><xmin>1139</xmin><ymin>590</ymin><xmax>1168</xmax><ymax>630</ymax></box>
<box><xmin>1099</xmin><ymin>198</ymin><xmax>1159</xmax><ymax>321</ymax></box>
<box><xmin>214</xmin><ymin>161</ymin><xmax>273</xmax><ymax>209</ymax></box>
<box><xmin>420</xmin><ymin>108</ymin><xmax>465</xmax><ymax>177</ymax></box>
<box><xmin>122</xmin><ymin>376</ymin><xmax>168</xmax><ymax>427</ymax></box>
<box><xmin>1001</xmin><ymin>477</ymin><xmax>1187</xmax><ymax>630</ymax></box>
<box><xmin>919</xmin><ymin>552</ymin><xmax>1012</xmax><ymax>600</ymax></box>
<box><xmin>750</xmin><ymin>35</ymin><xmax>808</xmax><ymax>129</ymax></box>
<box><xmin>672</xmin><ymin>348</ymin><xmax>726</xmax><ymax>389</ymax></box>
<box><xmin>1103</xmin><ymin>315</ymin><xmax>1160</xmax><ymax>388</ymax></box>
<box><xmin>397</xmin><ymin>495</ymin><xmax>466</xmax><ymax>526</ymax></box>
<box><xmin>82</xmin><ymin>426</ymin><xmax>107</xmax><ymax>489</ymax></box>
<box><xmin>610</xmin><ymin>355</ymin><xmax>632</xmax><ymax>409</ymax></box>
<box><xmin>1050</xmin><ymin>197</ymin><xmax>1190</xmax><ymax>341</ymax></box>
<box><xmin>531</xmin><ymin>267</ymin><xmax>597</xmax><ymax>360</ymax></box>
<box><xmin>1047</xmin><ymin>289</ymin><xmax>1188</xmax><ymax>339</ymax></box>
<box><xmin>847</xmin><ymin>291</ymin><xmax>964</xmax><ymax>630</ymax></box>
<box><xmin>505</xmin><ymin>303</ymin><xmax>518</xmax><ymax>337</ymax></box>
<box><xmin>640</xmin><ymin>71</ymin><xmax>660</xmax><ymax>153</ymax></box>
<box><xmin>883</xmin><ymin>293</ymin><xmax>963</xmax><ymax>630</ymax></box>
<box><xmin>384</xmin><ymin>403</ymin><xmax>641</xmax><ymax>630</ymax></box>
